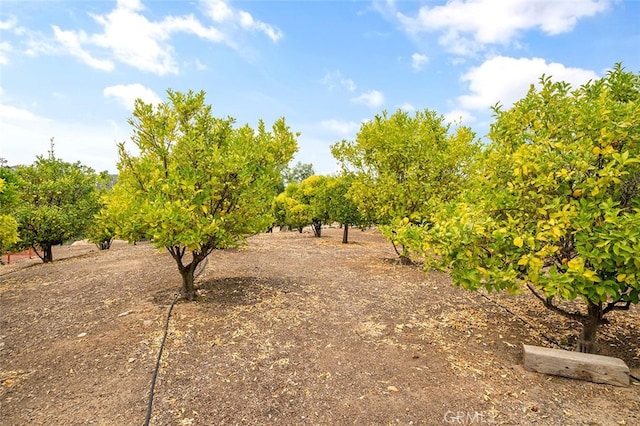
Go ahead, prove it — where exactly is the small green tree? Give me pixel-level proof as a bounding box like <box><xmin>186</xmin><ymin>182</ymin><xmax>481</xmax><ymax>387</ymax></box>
<box><xmin>86</xmin><ymin>174</ymin><xmax>119</xmax><ymax>250</ymax></box>
<box><xmin>109</xmin><ymin>90</ymin><xmax>298</xmax><ymax>300</ymax></box>
<box><xmin>13</xmin><ymin>155</ymin><xmax>103</xmax><ymax>263</ymax></box>
<box><xmin>331</xmin><ymin>109</ymin><xmax>479</xmax><ymax>261</ymax></box>
<box><xmin>274</xmin><ymin>161</ymin><xmax>315</xmax><ymax>195</ymax></box>
<box><xmin>0</xmin><ymin>171</ymin><xmax>20</xmax><ymax>259</ymax></box>
<box><xmin>283</xmin><ymin>161</ymin><xmax>315</xmax><ymax>184</ymax></box>
<box><xmin>422</xmin><ymin>64</ymin><xmax>640</xmax><ymax>352</ymax></box>
<box><xmin>325</xmin><ymin>174</ymin><xmax>367</xmax><ymax>243</ymax></box>
<box><xmin>87</xmin><ymin>206</ymin><xmax>117</xmax><ymax>250</ymax></box>
<box><xmin>298</xmin><ymin>175</ymin><xmax>331</xmax><ymax>237</ymax></box>
<box><xmin>272</xmin><ymin>182</ymin><xmax>311</xmax><ymax>233</ymax></box>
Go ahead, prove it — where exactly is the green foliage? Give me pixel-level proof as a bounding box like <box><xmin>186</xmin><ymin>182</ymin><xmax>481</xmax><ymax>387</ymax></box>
<box><xmin>331</xmin><ymin>108</ymin><xmax>480</xmax><ymax>256</ymax></box>
<box><xmin>324</xmin><ymin>174</ymin><xmax>366</xmax><ymax>228</ymax></box>
<box><xmin>324</xmin><ymin>174</ymin><xmax>368</xmax><ymax>243</ymax></box>
<box><xmin>0</xmin><ymin>174</ymin><xmax>20</xmax><ymax>255</ymax></box>
<box><xmin>298</xmin><ymin>175</ymin><xmax>331</xmax><ymax>236</ymax></box>
<box><xmin>109</xmin><ymin>89</ymin><xmax>298</xmax><ymax>299</ymax></box>
<box><xmin>274</xmin><ymin>161</ymin><xmax>316</xmax><ymax>196</ymax></box>
<box><xmin>421</xmin><ymin>64</ymin><xmax>640</xmax><ymax>350</ymax></box>
<box><xmin>13</xmin><ymin>156</ymin><xmax>103</xmax><ymax>262</ymax></box>
<box><xmin>87</xmin><ymin>198</ymin><xmax>116</xmax><ymax>250</ymax></box>
<box><xmin>272</xmin><ymin>182</ymin><xmax>311</xmax><ymax>232</ymax></box>
<box><xmin>272</xmin><ymin>175</ymin><xmax>336</xmax><ymax>236</ymax></box>
<box><xmin>283</xmin><ymin>161</ymin><xmax>315</xmax><ymax>185</ymax></box>
<box><xmin>86</xmin><ymin>173</ymin><xmax>119</xmax><ymax>250</ymax></box>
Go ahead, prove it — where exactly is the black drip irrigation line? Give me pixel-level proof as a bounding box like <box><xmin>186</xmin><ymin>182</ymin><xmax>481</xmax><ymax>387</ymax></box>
<box><xmin>476</xmin><ymin>293</ymin><xmax>570</xmax><ymax>351</ymax></box>
<box><xmin>144</xmin><ymin>291</ymin><xmax>180</xmax><ymax>426</ymax></box>
<box><xmin>477</xmin><ymin>294</ymin><xmax>640</xmax><ymax>384</ymax></box>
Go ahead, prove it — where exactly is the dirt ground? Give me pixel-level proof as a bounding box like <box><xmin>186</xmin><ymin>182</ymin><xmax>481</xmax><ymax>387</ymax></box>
<box><xmin>1</xmin><ymin>228</ymin><xmax>639</xmax><ymax>425</ymax></box>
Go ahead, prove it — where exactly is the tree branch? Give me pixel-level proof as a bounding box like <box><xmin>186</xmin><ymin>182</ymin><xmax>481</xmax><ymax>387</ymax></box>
<box><xmin>602</xmin><ymin>298</ymin><xmax>632</xmax><ymax>316</ymax></box>
<box><xmin>526</xmin><ymin>284</ymin><xmax>584</xmax><ymax>321</ymax></box>
<box><xmin>30</xmin><ymin>244</ymin><xmax>44</xmax><ymax>262</ymax></box>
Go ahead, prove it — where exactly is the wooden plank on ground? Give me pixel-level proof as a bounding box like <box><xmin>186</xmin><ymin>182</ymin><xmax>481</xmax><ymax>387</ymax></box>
<box><xmin>523</xmin><ymin>344</ymin><xmax>629</xmax><ymax>387</ymax></box>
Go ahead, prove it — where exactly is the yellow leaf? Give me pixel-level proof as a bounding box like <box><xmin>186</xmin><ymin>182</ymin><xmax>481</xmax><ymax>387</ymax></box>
<box><xmin>201</xmin><ymin>204</ymin><xmax>208</xmax><ymax>214</ymax></box>
<box><xmin>617</xmin><ymin>274</ymin><xmax>626</xmax><ymax>282</ymax></box>
<box><xmin>592</xmin><ymin>146</ymin><xmax>601</xmax><ymax>155</ymax></box>
<box><xmin>518</xmin><ymin>256</ymin><xmax>529</xmax><ymax>266</ymax></box>
<box><xmin>567</xmin><ymin>257</ymin><xmax>583</xmax><ymax>272</ymax></box>
<box><xmin>527</xmin><ymin>236</ymin><xmax>536</xmax><ymax>248</ymax></box>
<box><xmin>583</xmin><ymin>270</ymin><xmax>601</xmax><ymax>282</ymax></box>
<box><xmin>513</xmin><ymin>237</ymin><xmax>524</xmax><ymax>248</ymax></box>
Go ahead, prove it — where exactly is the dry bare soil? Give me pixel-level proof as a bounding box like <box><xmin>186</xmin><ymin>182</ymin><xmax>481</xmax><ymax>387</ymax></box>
<box><xmin>1</xmin><ymin>228</ymin><xmax>639</xmax><ymax>425</ymax></box>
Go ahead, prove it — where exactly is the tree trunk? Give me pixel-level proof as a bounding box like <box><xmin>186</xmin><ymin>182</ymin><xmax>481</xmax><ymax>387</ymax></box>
<box><xmin>342</xmin><ymin>223</ymin><xmax>349</xmax><ymax>244</ymax></box>
<box><xmin>167</xmin><ymin>246</ymin><xmax>200</xmax><ymax>301</ymax></box>
<box><xmin>97</xmin><ymin>239</ymin><xmax>112</xmax><ymax>250</ymax></box>
<box><xmin>312</xmin><ymin>219</ymin><xmax>322</xmax><ymax>237</ymax></box>
<box><xmin>42</xmin><ymin>244</ymin><xmax>53</xmax><ymax>263</ymax></box>
<box><xmin>577</xmin><ymin>302</ymin><xmax>602</xmax><ymax>353</ymax></box>
<box><xmin>391</xmin><ymin>242</ymin><xmax>412</xmax><ymax>265</ymax></box>
<box><xmin>179</xmin><ymin>265</ymin><xmax>197</xmax><ymax>301</ymax></box>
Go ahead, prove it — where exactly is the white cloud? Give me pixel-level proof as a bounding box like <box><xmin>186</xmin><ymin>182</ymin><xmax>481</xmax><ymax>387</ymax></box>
<box><xmin>238</xmin><ymin>11</ymin><xmax>283</xmax><ymax>42</ymax></box>
<box><xmin>321</xmin><ymin>119</ymin><xmax>360</xmax><ymax>137</ymax></box>
<box><xmin>0</xmin><ymin>16</ymin><xmax>17</xmax><ymax>31</ymax></box>
<box><xmin>202</xmin><ymin>0</ymin><xmax>283</xmax><ymax>42</ymax></box>
<box><xmin>0</xmin><ymin>104</ymin><xmax>41</xmax><ymax>121</ymax></box>
<box><xmin>444</xmin><ymin>109</ymin><xmax>475</xmax><ymax>124</ymax></box>
<box><xmin>40</xmin><ymin>0</ymin><xmax>280</xmax><ymax>75</ymax></box>
<box><xmin>411</xmin><ymin>53</ymin><xmax>428</xmax><ymax>71</ymax></box>
<box><xmin>394</xmin><ymin>0</ymin><xmax>611</xmax><ymax>55</ymax></box>
<box><xmin>457</xmin><ymin>56</ymin><xmax>599</xmax><ymax>112</ymax></box>
<box><xmin>104</xmin><ymin>84</ymin><xmax>162</xmax><ymax>110</ymax></box>
<box><xmin>0</xmin><ymin>41</ymin><xmax>11</xmax><ymax>65</ymax></box>
<box><xmin>398</xmin><ymin>102</ymin><xmax>416</xmax><ymax>112</ymax></box>
<box><xmin>351</xmin><ymin>90</ymin><xmax>385</xmax><ymax>108</ymax></box>
<box><xmin>86</xmin><ymin>5</ymin><xmax>182</xmax><ymax>74</ymax></box>
<box><xmin>0</xmin><ymin>102</ymin><xmax>124</xmax><ymax>172</ymax></box>
<box><xmin>194</xmin><ymin>59</ymin><xmax>207</xmax><ymax>71</ymax></box>
<box><xmin>205</xmin><ymin>0</ymin><xmax>234</xmax><ymax>22</ymax></box>
<box><xmin>0</xmin><ymin>16</ymin><xmax>18</xmax><ymax>65</ymax></box>
<box><xmin>321</xmin><ymin>71</ymin><xmax>357</xmax><ymax>92</ymax></box>
<box><xmin>52</xmin><ymin>26</ymin><xmax>115</xmax><ymax>71</ymax></box>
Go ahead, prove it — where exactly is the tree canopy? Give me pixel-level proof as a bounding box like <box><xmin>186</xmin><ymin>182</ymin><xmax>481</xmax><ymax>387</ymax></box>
<box><xmin>331</xmin><ymin>108</ymin><xmax>480</xmax><ymax>260</ymax></box>
<box><xmin>421</xmin><ymin>64</ymin><xmax>640</xmax><ymax>352</ymax></box>
<box><xmin>0</xmin><ymin>168</ymin><xmax>20</xmax><ymax>257</ymax></box>
<box><xmin>324</xmin><ymin>174</ymin><xmax>367</xmax><ymax>243</ymax></box>
<box><xmin>108</xmin><ymin>89</ymin><xmax>298</xmax><ymax>300</ymax></box>
<box><xmin>13</xmin><ymin>155</ymin><xmax>104</xmax><ymax>263</ymax></box>
<box><xmin>272</xmin><ymin>182</ymin><xmax>311</xmax><ymax>233</ymax></box>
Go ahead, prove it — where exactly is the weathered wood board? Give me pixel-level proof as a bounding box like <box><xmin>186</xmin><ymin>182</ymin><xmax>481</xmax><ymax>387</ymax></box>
<box><xmin>523</xmin><ymin>344</ymin><xmax>629</xmax><ymax>387</ymax></box>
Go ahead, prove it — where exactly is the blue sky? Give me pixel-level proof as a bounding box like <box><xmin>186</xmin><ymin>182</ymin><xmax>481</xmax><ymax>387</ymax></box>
<box><xmin>1</xmin><ymin>0</ymin><xmax>639</xmax><ymax>175</ymax></box>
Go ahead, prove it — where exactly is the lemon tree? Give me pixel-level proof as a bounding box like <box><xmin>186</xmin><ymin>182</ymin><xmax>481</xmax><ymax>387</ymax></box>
<box><xmin>0</xmin><ymin>170</ymin><xmax>20</xmax><ymax>258</ymax></box>
<box><xmin>324</xmin><ymin>174</ymin><xmax>367</xmax><ymax>243</ymax></box>
<box><xmin>424</xmin><ymin>64</ymin><xmax>640</xmax><ymax>352</ymax></box>
<box><xmin>109</xmin><ymin>90</ymin><xmax>298</xmax><ymax>300</ymax></box>
<box><xmin>272</xmin><ymin>182</ymin><xmax>311</xmax><ymax>233</ymax></box>
<box><xmin>331</xmin><ymin>109</ymin><xmax>479</xmax><ymax>261</ymax></box>
<box><xmin>13</xmin><ymin>155</ymin><xmax>104</xmax><ymax>263</ymax></box>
